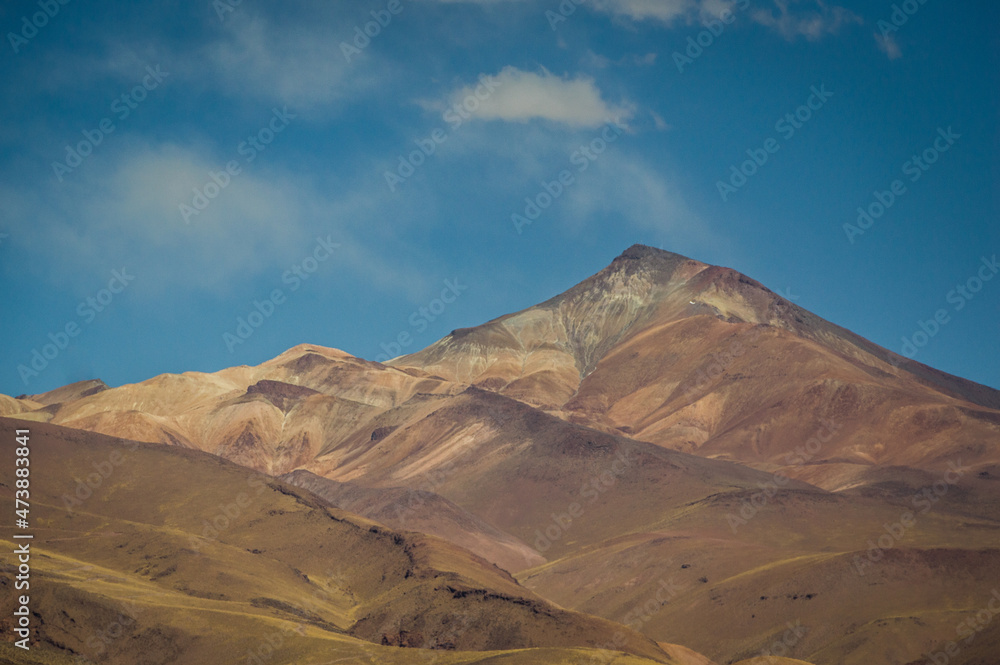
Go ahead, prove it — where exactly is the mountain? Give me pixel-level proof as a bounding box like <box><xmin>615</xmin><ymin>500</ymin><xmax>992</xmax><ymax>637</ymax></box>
<box><xmin>18</xmin><ymin>378</ymin><xmax>110</xmax><ymax>405</ymax></box>
<box><xmin>392</xmin><ymin>245</ymin><xmax>1000</xmax><ymax>490</ymax></box>
<box><xmin>0</xmin><ymin>418</ymin><xmax>679</xmax><ymax>665</ymax></box>
<box><xmin>12</xmin><ymin>346</ymin><xmax>462</xmax><ymax>474</ymax></box>
<box><xmin>279</xmin><ymin>469</ymin><xmax>545</xmax><ymax>573</ymax></box>
<box><xmin>5</xmin><ymin>245</ymin><xmax>999</xmax><ymax>665</ymax></box>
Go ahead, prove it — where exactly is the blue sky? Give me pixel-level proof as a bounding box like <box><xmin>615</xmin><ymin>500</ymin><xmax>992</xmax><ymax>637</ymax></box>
<box><xmin>0</xmin><ymin>0</ymin><xmax>997</xmax><ymax>396</ymax></box>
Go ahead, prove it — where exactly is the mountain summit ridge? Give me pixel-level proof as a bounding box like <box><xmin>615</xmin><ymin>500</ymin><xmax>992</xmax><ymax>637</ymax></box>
<box><xmin>396</xmin><ymin>245</ymin><xmax>1000</xmax><ymax>408</ymax></box>
<box><xmin>8</xmin><ymin>244</ymin><xmax>1000</xmax><ymax>482</ymax></box>
<box><xmin>388</xmin><ymin>245</ymin><xmax>1000</xmax><ymax>486</ymax></box>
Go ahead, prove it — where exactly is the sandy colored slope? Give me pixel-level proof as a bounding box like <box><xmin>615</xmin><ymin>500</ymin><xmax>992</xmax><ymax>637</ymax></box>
<box><xmin>20</xmin><ymin>378</ymin><xmax>110</xmax><ymax>405</ymax></box>
<box><xmin>294</xmin><ymin>387</ymin><xmax>1000</xmax><ymax>665</ymax></box>
<box><xmin>563</xmin><ymin>313</ymin><xmax>1000</xmax><ymax>488</ymax></box>
<box><xmin>0</xmin><ymin>393</ymin><xmax>39</xmax><ymax>417</ymax></box>
<box><xmin>12</xmin><ymin>346</ymin><xmax>464</xmax><ymax>476</ymax></box>
<box><xmin>300</xmin><ymin>388</ymin><xmax>810</xmax><ymax>558</ymax></box>
<box><xmin>731</xmin><ymin>660</ymin><xmax>815</xmax><ymax>665</ymax></box>
<box><xmin>280</xmin><ymin>469</ymin><xmax>545</xmax><ymax>574</ymax></box>
<box><xmin>515</xmin><ymin>483</ymin><xmax>1000</xmax><ymax>665</ymax></box>
<box><xmin>0</xmin><ymin>418</ymin><xmax>674</xmax><ymax>664</ymax></box>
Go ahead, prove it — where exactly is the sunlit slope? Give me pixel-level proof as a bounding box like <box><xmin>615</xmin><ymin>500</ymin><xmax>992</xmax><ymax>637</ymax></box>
<box><xmin>11</xmin><ymin>346</ymin><xmax>462</xmax><ymax>475</ymax></box>
<box><xmin>0</xmin><ymin>418</ymin><xmax>673</xmax><ymax>664</ymax></box>
<box><xmin>301</xmin><ymin>387</ymin><xmax>809</xmax><ymax>558</ymax></box>
<box><xmin>281</xmin><ymin>469</ymin><xmax>545</xmax><ymax>574</ymax></box>
<box><xmin>516</xmin><ymin>484</ymin><xmax>1000</xmax><ymax>665</ymax></box>
<box><xmin>392</xmin><ymin>245</ymin><xmax>1000</xmax><ymax>488</ymax></box>
<box><xmin>290</xmin><ymin>386</ymin><xmax>1000</xmax><ymax>665</ymax></box>
<box><xmin>11</xmin><ymin>247</ymin><xmax>1000</xmax><ymax>494</ymax></box>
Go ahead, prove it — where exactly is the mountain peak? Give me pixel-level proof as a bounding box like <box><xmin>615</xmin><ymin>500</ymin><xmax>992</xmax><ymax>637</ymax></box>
<box><xmin>18</xmin><ymin>378</ymin><xmax>108</xmax><ymax>405</ymax></box>
<box><xmin>606</xmin><ymin>244</ymin><xmax>699</xmax><ymax>274</ymax></box>
<box><xmin>614</xmin><ymin>244</ymin><xmax>691</xmax><ymax>262</ymax></box>
<box><xmin>590</xmin><ymin>245</ymin><xmax>706</xmax><ymax>289</ymax></box>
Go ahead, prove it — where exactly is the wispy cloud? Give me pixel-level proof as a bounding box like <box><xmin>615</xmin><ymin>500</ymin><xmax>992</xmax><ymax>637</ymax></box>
<box><xmin>4</xmin><ymin>141</ymin><xmax>430</xmax><ymax>300</ymax></box>
<box><xmin>591</xmin><ymin>0</ymin><xmax>700</xmax><ymax>24</ymax></box>
<box><xmin>562</xmin><ymin>153</ymin><xmax>718</xmax><ymax>247</ymax></box>
<box><xmin>586</xmin><ymin>51</ymin><xmax>658</xmax><ymax>68</ymax></box>
<box><xmin>431</xmin><ymin>0</ymin><xmax>860</xmax><ymax>43</ymax></box>
<box><xmin>749</xmin><ymin>0</ymin><xmax>861</xmax><ymax>41</ymax></box>
<box><xmin>875</xmin><ymin>32</ymin><xmax>903</xmax><ymax>60</ymax></box>
<box><xmin>6</xmin><ymin>142</ymin><xmax>309</xmax><ymax>295</ymax></box>
<box><xmin>448</xmin><ymin>66</ymin><xmax>633</xmax><ymax>129</ymax></box>
<box><xmin>40</xmin><ymin>6</ymin><xmax>383</xmax><ymax>114</ymax></box>
<box><xmin>202</xmin><ymin>14</ymin><xmax>360</xmax><ymax>110</ymax></box>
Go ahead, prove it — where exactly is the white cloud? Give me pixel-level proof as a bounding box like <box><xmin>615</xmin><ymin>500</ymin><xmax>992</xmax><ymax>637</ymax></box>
<box><xmin>429</xmin><ymin>0</ymin><xmax>860</xmax><ymax>43</ymax></box>
<box><xmin>698</xmin><ymin>0</ymin><xmax>742</xmax><ymax>20</ymax></box>
<box><xmin>574</xmin><ymin>0</ymin><xmax>750</xmax><ymax>25</ymax></box>
<box><xmin>448</xmin><ymin>66</ymin><xmax>633</xmax><ymax>129</ymax></box>
<box><xmin>4</xmin><ymin>141</ymin><xmax>433</xmax><ymax>301</ymax></box>
<box><xmin>466</xmin><ymin>123</ymin><xmax>714</xmax><ymax>245</ymax></box>
<box><xmin>591</xmin><ymin>0</ymin><xmax>698</xmax><ymax>24</ymax></box>
<box><xmin>585</xmin><ymin>51</ymin><xmax>658</xmax><ymax>68</ymax></box>
<box><xmin>875</xmin><ymin>32</ymin><xmax>902</xmax><ymax>60</ymax></box>
<box><xmin>50</xmin><ymin>8</ymin><xmax>379</xmax><ymax>114</ymax></box>
<box><xmin>650</xmin><ymin>110</ymin><xmax>671</xmax><ymax>131</ymax></box>
<box><xmin>591</xmin><ymin>0</ymin><xmax>862</xmax><ymax>39</ymax></box>
<box><xmin>203</xmin><ymin>15</ymin><xmax>359</xmax><ymax>110</ymax></box>
<box><xmin>562</xmin><ymin>153</ymin><xmax>718</xmax><ymax>248</ymax></box>
<box><xmin>750</xmin><ymin>0</ymin><xmax>861</xmax><ymax>41</ymax></box>
<box><xmin>17</xmin><ymin>143</ymin><xmax>312</xmax><ymax>294</ymax></box>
